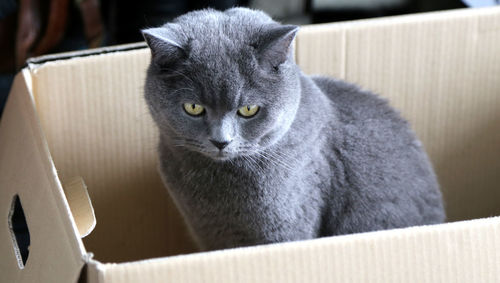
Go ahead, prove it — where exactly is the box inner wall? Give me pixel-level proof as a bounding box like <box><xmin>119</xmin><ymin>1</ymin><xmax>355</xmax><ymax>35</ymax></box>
<box><xmin>30</xmin><ymin>10</ymin><xmax>500</xmax><ymax>263</ymax></box>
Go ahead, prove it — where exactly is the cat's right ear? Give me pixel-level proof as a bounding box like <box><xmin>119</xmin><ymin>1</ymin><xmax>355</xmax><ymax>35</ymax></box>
<box><xmin>142</xmin><ymin>26</ymin><xmax>187</xmax><ymax>68</ymax></box>
<box><xmin>253</xmin><ymin>24</ymin><xmax>299</xmax><ymax>70</ymax></box>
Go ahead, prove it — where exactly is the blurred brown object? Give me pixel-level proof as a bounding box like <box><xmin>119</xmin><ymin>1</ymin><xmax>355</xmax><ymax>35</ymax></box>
<box><xmin>79</xmin><ymin>0</ymin><xmax>103</xmax><ymax>48</ymax></box>
<box><xmin>0</xmin><ymin>0</ymin><xmax>103</xmax><ymax>71</ymax></box>
<box><xmin>30</xmin><ymin>0</ymin><xmax>69</xmax><ymax>59</ymax></box>
<box><xmin>16</xmin><ymin>0</ymin><xmax>68</xmax><ymax>68</ymax></box>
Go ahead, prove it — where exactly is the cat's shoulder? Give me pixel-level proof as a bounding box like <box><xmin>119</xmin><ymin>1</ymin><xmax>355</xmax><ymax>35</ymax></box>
<box><xmin>309</xmin><ymin>75</ymin><xmax>402</xmax><ymax>123</ymax></box>
<box><xmin>310</xmin><ymin>75</ymin><xmax>388</xmax><ymax>110</ymax></box>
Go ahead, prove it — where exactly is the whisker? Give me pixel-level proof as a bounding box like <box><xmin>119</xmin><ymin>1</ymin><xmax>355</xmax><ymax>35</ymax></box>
<box><xmin>242</xmin><ymin>155</ymin><xmax>259</xmax><ymax>176</ymax></box>
<box><xmin>259</xmin><ymin>150</ymin><xmax>294</xmax><ymax>171</ymax></box>
<box><xmin>267</xmin><ymin>150</ymin><xmax>301</xmax><ymax>167</ymax></box>
<box><xmin>271</xmin><ymin>151</ymin><xmax>298</xmax><ymax>170</ymax></box>
<box><xmin>248</xmin><ymin>154</ymin><xmax>266</xmax><ymax>173</ymax></box>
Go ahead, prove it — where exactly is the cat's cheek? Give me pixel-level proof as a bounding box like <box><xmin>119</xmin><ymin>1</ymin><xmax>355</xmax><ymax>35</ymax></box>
<box><xmin>239</xmin><ymin>119</ymin><xmax>268</xmax><ymax>142</ymax></box>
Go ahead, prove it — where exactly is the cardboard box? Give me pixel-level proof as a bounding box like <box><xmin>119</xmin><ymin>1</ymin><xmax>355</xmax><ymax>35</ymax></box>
<box><xmin>1</xmin><ymin>7</ymin><xmax>500</xmax><ymax>283</ymax></box>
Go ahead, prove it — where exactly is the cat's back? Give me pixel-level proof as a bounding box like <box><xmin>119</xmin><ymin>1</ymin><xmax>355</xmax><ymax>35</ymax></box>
<box><xmin>311</xmin><ymin>76</ymin><xmax>402</xmax><ymax>125</ymax></box>
<box><xmin>309</xmin><ymin>75</ymin><xmax>445</xmax><ymax>232</ymax></box>
<box><xmin>311</xmin><ymin>75</ymin><xmax>418</xmax><ymax>155</ymax></box>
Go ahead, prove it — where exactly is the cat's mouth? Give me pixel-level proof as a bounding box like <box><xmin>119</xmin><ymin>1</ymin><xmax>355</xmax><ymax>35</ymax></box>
<box><xmin>204</xmin><ymin>149</ymin><xmax>245</xmax><ymax>162</ymax></box>
<box><xmin>212</xmin><ymin>150</ymin><xmax>233</xmax><ymax>161</ymax></box>
<box><xmin>188</xmin><ymin>144</ymin><xmax>253</xmax><ymax>161</ymax></box>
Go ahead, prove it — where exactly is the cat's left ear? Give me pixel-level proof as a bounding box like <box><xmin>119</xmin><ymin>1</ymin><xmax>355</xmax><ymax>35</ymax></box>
<box><xmin>142</xmin><ymin>26</ymin><xmax>187</xmax><ymax>67</ymax></box>
<box><xmin>254</xmin><ymin>24</ymin><xmax>299</xmax><ymax>70</ymax></box>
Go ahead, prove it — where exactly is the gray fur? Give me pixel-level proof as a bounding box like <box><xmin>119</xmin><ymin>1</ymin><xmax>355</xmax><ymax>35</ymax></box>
<box><xmin>143</xmin><ymin>7</ymin><xmax>445</xmax><ymax>251</ymax></box>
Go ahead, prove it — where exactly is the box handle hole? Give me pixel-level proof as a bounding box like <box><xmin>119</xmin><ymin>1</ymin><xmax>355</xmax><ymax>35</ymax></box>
<box><xmin>8</xmin><ymin>195</ymin><xmax>30</xmax><ymax>269</ymax></box>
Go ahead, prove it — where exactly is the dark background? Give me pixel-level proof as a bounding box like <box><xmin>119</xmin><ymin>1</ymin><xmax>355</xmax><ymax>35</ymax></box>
<box><xmin>0</xmin><ymin>0</ymin><xmax>497</xmax><ymax>115</ymax></box>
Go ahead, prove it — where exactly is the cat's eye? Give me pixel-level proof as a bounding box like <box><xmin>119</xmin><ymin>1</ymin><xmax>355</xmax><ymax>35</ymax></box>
<box><xmin>183</xmin><ymin>103</ymin><xmax>205</xmax><ymax>116</ymax></box>
<box><xmin>237</xmin><ymin>105</ymin><xmax>260</xmax><ymax>118</ymax></box>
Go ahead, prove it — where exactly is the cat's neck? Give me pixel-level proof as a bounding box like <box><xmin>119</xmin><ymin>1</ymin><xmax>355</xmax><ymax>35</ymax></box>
<box><xmin>275</xmin><ymin>74</ymin><xmax>337</xmax><ymax>150</ymax></box>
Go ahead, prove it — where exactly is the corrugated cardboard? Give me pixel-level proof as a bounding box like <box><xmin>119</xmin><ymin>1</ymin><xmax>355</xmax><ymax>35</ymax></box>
<box><xmin>1</xmin><ymin>6</ymin><xmax>499</xmax><ymax>283</ymax></box>
<box><xmin>86</xmin><ymin>218</ymin><xmax>500</xmax><ymax>283</ymax></box>
<box><xmin>63</xmin><ymin>176</ymin><xmax>95</xmax><ymax>238</ymax></box>
<box><xmin>0</xmin><ymin>71</ymin><xmax>85</xmax><ymax>282</ymax></box>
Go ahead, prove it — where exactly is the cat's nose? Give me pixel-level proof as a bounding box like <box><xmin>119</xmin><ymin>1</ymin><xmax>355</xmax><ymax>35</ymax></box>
<box><xmin>210</xmin><ymin>139</ymin><xmax>231</xmax><ymax>150</ymax></box>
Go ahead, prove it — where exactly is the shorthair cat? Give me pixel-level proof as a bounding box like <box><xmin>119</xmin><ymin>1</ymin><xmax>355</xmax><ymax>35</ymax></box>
<box><xmin>142</xmin><ymin>7</ymin><xmax>445</xmax><ymax>251</ymax></box>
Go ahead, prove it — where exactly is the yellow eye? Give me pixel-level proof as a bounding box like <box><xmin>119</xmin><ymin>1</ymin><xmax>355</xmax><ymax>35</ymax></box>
<box><xmin>183</xmin><ymin>103</ymin><xmax>205</xmax><ymax>116</ymax></box>
<box><xmin>237</xmin><ymin>105</ymin><xmax>260</xmax><ymax>118</ymax></box>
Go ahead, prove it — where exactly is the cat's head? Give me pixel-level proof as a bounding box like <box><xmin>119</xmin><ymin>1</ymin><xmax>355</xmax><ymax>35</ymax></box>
<box><xmin>143</xmin><ymin>8</ymin><xmax>301</xmax><ymax>161</ymax></box>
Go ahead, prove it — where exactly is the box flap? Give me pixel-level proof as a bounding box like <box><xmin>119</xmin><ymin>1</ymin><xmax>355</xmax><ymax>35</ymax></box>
<box><xmin>63</xmin><ymin>177</ymin><xmax>96</xmax><ymax>238</ymax></box>
<box><xmin>87</xmin><ymin>217</ymin><xmax>500</xmax><ymax>283</ymax></box>
<box><xmin>0</xmin><ymin>72</ymin><xmax>87</xmax><ymax>282</ymax></box>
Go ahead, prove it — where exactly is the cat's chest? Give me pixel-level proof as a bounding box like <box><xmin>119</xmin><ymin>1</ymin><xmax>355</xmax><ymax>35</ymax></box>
<box><xmin>177</xmin><ymin>159</ymin><xmax>295</xmax><ymax>199</ymax></box>
<box><xmin>169</xmin><ymin>151</ymin><xmax>331</xmax><ymax>204</ymax></box>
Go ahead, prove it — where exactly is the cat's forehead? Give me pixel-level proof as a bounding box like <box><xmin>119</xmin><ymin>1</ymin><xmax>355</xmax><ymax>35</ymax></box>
<box><xmin>178</xmin><ymin>57</ymin><xmax>262</xmax><ymax>110</ymax></box>
<box><xmin>180</xmin><ymin>29</ymin><xmax>258</xmax><ymax>104</ymax></box>
<box><xmin>161</xmin><ymin>9</ymin><xmax>281</xmax><ymax>107</ymax></box>
<box><xmin>174</xmin><ymin>8</ymin><xmax>274</xmax><ymax>50</ymax></box>
<box><xmin>163</xmin><ymin>8</ymin><xmax>279</xmax><ymax>80</ymax></box>
<box><xmin>185</xmin><ymin>34</ymin><xmax>247</xmax><ymax>81</ymax></box>
<box><xmin>184</xmin><ymin>62</ymin><xmax>255</xmax><ymax>109</ymax></box>
<box><xmin>175</xmin><ymin>8</ymin><xmax>273</xmax><ymax>34</ymax></box>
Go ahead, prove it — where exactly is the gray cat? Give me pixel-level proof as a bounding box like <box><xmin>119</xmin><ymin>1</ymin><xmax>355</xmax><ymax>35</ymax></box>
<box><xmin>142</xmin><ymin>7</ymin><xmax>445</xmax><ymax>251</ymax></box>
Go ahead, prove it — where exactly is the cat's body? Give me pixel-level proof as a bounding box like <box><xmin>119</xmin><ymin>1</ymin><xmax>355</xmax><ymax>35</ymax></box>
<box><xmin>144</xmin><ymin>8</ymin><xmax>445</xmax><ymax>251</ymax></box>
